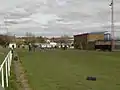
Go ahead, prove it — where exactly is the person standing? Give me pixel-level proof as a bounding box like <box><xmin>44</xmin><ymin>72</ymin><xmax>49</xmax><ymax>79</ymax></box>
<box><xmin>28</xmin><ymin>43</ymin><xmax>32</xmax><ymax>52</ymax></box>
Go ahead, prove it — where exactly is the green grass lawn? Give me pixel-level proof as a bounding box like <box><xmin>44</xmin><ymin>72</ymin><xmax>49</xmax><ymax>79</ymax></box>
<box><xmin>0</xmin><ymin>48</ymin><xmax>9</xmax><ymax>64</ymax></box>
<box><xmin>17</xmin><ymin>49</ymin><xmax>120</xmax><ymax>90</ymax></box>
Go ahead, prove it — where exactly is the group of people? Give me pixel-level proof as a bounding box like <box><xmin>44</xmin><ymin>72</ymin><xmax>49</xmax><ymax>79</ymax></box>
<box><xmin>28</xmin><ymin>43</ymin><xmax>37</xmax><ymax>52</ymax></box>
<box><xmin>28</xmin><ymin>43</ymin><xmax>69</xmax><ymax>52</ymax></box>
<box><xmin>61</xmin><ymin>44</ymin><xmax>68</xmax><ymax>50</ymax></box>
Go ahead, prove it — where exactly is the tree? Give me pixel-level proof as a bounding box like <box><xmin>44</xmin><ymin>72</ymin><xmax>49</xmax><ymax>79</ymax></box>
<box><xmin>0</xmin><ymin>34</ymin><xmax>12</xmax><ymax>46</ymax></box>
<box><xmin>60</xmin><ymin>34</ymin><xmax>70</xmax><ymax>43</ymax></box>
<box><xmin>25</xmin><ymin>32</ymin><xmax>35</xmax><ymax>44</ymax></box>
<box><xmin>36</xmin><ymin>36</ymin><xmax>46</xmax><ymax>43</ymax></box>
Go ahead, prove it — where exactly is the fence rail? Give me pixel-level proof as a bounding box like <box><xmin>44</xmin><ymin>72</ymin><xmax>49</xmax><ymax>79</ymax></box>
<box><xmin>0</xmin><ymin>50</ymin><xmax>13</xmax><ymax>88</ymax></box>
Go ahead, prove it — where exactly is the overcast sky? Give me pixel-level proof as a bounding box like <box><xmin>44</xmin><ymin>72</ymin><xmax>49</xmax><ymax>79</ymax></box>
<box><xmin>0</xmin><ymin>0</ymin><xmax>120</xmax><ymax>37</ymax></box>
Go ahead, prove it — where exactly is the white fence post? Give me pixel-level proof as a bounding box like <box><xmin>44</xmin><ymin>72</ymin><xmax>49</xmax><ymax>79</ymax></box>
<box><xmin>5</xmin><ymin>59</ymin><xmax>8</xmax><ymax>87</ymax></box>
<box><xmin>0</xmin><ymin>50</ymin><xmax>13</xmax><ymax>88</ymax></box>
<box><xmin>1</xmin><ymin>67</ymin><xmax>4</xmax><ymax>88</ymax></box>
<box><xmin>8</xmin><ymin>55</ymin><xmax>10</xmax><ymax>76</ymax></box>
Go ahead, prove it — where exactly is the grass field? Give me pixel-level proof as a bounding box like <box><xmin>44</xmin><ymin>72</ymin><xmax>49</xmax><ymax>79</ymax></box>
<box><xmin>0</xmin><ymin>48</ymin><xmax>9</xmax><ymax>64</ymax></box>
<box><xmin>17</xmin><ymin>49</ymin><xmax>120</xmax><ymax>90</ymax></box>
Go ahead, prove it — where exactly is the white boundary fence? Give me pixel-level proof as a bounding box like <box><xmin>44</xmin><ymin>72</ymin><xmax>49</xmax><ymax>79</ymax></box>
<box><xmin>0</xmin><ymin>50</ymin><xmax>13</xmax><ymax>88</ymax></box>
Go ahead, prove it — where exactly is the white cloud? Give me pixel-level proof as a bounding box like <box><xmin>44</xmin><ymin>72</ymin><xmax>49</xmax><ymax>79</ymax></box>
<box><xmin>56</xmin><ymin>0</ymin><xmax>67</xmax><ymax>6</ymax></box>
<box><xmin>0</xmin><ymin>0</ymin><xmax>120</xmax><ymax>37</ymax></box>
<box><xmin>30</xmin><ymin>13</ymin><xmax>60</xmax><ymax>25</ymax></box>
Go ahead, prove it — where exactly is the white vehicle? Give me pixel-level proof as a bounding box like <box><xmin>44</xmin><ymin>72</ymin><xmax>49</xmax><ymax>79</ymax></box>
<box><xmin>70</xmin><ymin>46</ymin><xmax>74</xmax><ymax>49</ymax></box>
<box><xmin>50</xmin><ymin>42</ymin><xmax>57</xmax><ymax>47</ymax></box>
<box><xmin>41</xmin><ymin>44</ymin><xmax>46</xmax><ymax>48</ymax></box>
<box><xmin>46</xmin><ymin>44</ymin><xmax>51</xmax><ymax>48</ymax></box>
<box><xmin>9</xmin><ymin>43</ymin><xmax>17</xmax><ymax>49</ymax></box>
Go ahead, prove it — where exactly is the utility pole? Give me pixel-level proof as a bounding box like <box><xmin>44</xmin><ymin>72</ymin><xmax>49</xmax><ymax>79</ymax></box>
<box><xmin>110</xmin><ymin>0</ymin><xmax>115</xmax><ymax>51</ymax></box>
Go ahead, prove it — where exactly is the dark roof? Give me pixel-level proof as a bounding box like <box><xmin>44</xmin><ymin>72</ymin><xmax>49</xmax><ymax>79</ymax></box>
<box><xmin>74</xmin><ymin>31</ymin><xmax>109</xmax><ymax>37</ymax></box>
<box><xmin>74</xmin><ymin>33</ymin><xmax>88</xmax><ymax>37</ymax></box>
<box><xmin>89</xmin><ymin>31</ymin><xmax>106</xmax><ymax>34</ymax></box>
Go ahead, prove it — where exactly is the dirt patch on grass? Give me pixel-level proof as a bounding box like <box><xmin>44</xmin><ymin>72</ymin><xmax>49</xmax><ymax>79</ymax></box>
<box><xmin>13</xmin><ymin>56</ymin><xmax>32</xmax><ymax>90</ymax></box>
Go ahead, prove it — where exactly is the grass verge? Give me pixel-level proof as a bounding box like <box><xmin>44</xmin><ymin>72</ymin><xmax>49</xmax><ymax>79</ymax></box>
<box><xmin>6</xmin><ymin>62</ymin><xmax>18</xmax><ymax>90</ymax></box>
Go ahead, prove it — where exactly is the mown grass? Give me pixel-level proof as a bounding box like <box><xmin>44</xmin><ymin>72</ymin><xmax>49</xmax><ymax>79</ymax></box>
<box><xmin>17</xmin><ymin>49</ymin><xmax>120</xmax><ymax>90</ymax></box>
<box><xmin>6</xmin><ymin>49</ymin><xmax>19</xmax><ymax>90</ymax></box>
<box><xmin>6</xmin><ymin>62</ymin><xmax>18</xmax><ymax>90</ymax></box>
<box><xmin>0</xmin><ymin>48</ymin><xmax>9</xmax><ymax>64</ymax></box>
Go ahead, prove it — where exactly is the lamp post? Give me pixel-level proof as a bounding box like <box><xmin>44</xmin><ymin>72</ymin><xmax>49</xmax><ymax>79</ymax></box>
<box><xmin>110</xmin><ymin>0</ymin><xmax>115</xmax><ymax>51</ymax></box>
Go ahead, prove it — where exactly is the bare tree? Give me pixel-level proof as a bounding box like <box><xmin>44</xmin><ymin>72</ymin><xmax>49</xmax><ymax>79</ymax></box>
<box><xmin>60</xmin><ymin>34</ymin><xmax>70</xmax><ymax>43</ymax></box>
<box><xmin>0</xmin><ymin>34</ymin><xmax>13</xmax><ymax>47</ymax></box>
<box><xmin>36</xmin><ymin>36</ymin><xmax>46</xmax><ymax>43</ymax></box>
<box><xmin>25</xmin><ymin>32</ymin><xmax>35</xmax><ymax>44</ymax></box>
